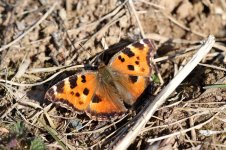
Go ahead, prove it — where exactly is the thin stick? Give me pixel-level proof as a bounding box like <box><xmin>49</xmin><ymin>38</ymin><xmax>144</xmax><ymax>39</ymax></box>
<box><xmin>0</xmin><ymin>2</ymin><xmax>57</xmax><ymax>52</ymax></box>
<box><xmin>128</xmin><ymin>0</ymin><xmax>146</xmax><ymax>38</ymax></box>
<box><xmin>113</xmin><ymin>35</ymin><xmax>215</xmax><ymax>150</ymax></box>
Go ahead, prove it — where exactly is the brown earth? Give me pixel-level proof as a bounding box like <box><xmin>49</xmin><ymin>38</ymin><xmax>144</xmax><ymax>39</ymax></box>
<box><xmin>1</xmin><ymin>0</ymin><xmax>226</xmax><ymax>149</ymax></box>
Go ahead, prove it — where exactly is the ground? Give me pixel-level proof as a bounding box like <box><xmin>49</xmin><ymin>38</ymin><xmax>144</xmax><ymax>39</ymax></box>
<box><xmin>1</xmin><ymin>0</ymin><xmax>226</xmax><ymax>149</ymax></box>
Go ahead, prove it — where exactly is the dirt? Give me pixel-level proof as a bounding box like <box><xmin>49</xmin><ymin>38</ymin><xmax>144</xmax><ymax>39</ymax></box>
<box><xmin>1</xmin><ymin>0</ymin><xmax>226</xmax><ymax>149</ymax></box>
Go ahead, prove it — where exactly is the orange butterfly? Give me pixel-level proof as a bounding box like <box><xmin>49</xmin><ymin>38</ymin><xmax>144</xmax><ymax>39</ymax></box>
<box><xmin>45</xmin><ymin>39</ymin><xmax>155</xmax><ymax>120</ymax></box>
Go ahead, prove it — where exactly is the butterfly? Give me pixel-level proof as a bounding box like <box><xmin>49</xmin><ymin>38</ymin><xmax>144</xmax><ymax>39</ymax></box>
<box><xmin>45</xmin><ymin>39</ymin><xmax>155</xmax><ymax>121</ymax></box>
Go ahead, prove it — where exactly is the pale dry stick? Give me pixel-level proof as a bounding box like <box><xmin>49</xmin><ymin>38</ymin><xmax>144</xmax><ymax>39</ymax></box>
<box><xmin>213</xmin><ymin>42</ymin><xmax>226</xmax><ymax>52</ymax></box>
<box><xmin>71</xmin><ymin>120</ymin><xmax>93</xmax><ymax>132</ymax></box>
<box><xmin>18</xmin><ymin>99</ymin><xmax>43</xmax><ymax>110</ymax></box>
<box><xmin>0</xmin><ymin>2</ymin><xmax>58</xmax><ymax>52</ymax></box>
<box><xmin>31</xmin><ymin>104</ymin><xmax>53</xmax><ymax>125</ymax></box>
<box><xmin>138</xmin><ymin>0</ymin><xmax>165</xmax><ymax>10</ymax></box>
<box><xmin>147</xmin><ymin>33</ymin><xmax>199</xmax><ymax>44</ymax></box>
<box><xmin>0</xmin><ymin>65</ymin><xmax>84</xmax><ymax>86</ymax></box>
<box><xmin>173</xmin><ymin>60</ymin><xmax>179</xmax><ymax>76</ymax></box>
<box><xmin>114</xmin><ymin>35</ymin><xmax>215</xmax><ymax>150</ymax></box>
<box><xmin>153</xmin><ymin>45</ymin><xmax>201</xmax><ymax>63</ymax></box>
<box><xmin>186</xmin><ymin>102</ymin><xmax>226</xmax><ymax>105</ymax></box>
<box><xmin>147</xmin><ymin>113</ymin><xmax>218</xmax><ymax>143</ymax></box>
<box><xmin>44</xmin><ymin>111</ymin><xmax>56</xmax><ymax>129</ymax></box>
<box><xmin>215</xmin><ymin>116</ymin><xmax>226</xmax><ymax>123</ymax></box>
<box><xmin>26</xmin><ymin>65</ymin><xmax>75</xmax><ymax>74</ymax></box>
<box><xmin>176</xmin><ymin>106</ymin><xmax>226</xmax><ymax>113</ymax></box>
<box><xmin>206</xmin><ymin>52</ymin><xmax>222</xmax><ymax>58</ymax></box>
<box><xmin>177</xmin><ymin>122</ymin><xmax>196</xmax><ymax>148</ymax></box>
<box><xmin>158</xmin><ymin>97</ymin><xmax>185</xmax><ymax>110</ymax></box>
<box><xmin>198</xmin><ymin>63</ymin><xmax>226</xmax><ymax>72</ymax></box>
<box><xmin>199</xmin><ymin>129</ymin><xmax>226</xmax><ymax>136</ymax></box>
<box><xmin>18</xmin><ymin>6</ymin><xmax>46</xmax><ymax>16</ymax></box>
<box><xmin>142</xmin><ymin>111</ymin><xmax>209</xmax><ymax>133</ymax></box>
<box><xmin>189</xmin><ymin>115</ymin><xmax>197</xmax><ymax>141</ymax></box>
<box><xmin>15</xmin><ymin>59</ymin><xmax>31</xmax><ymax>78</ymax></box>
<box><xmin>184</xmin><ymin>139</ymin><xmax>226</xmax><ymax>148</ymax></box>
<box><xmin>128</xmin><ymin>0</ymin><xmax>146</xmax><ymax>38</ymax></box>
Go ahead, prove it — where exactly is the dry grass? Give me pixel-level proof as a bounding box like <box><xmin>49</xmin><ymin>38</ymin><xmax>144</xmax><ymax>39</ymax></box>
<box><xmin>1</xmin><ymin>0</ymin><xmax>226</xmax><ymax>149</ymax></box>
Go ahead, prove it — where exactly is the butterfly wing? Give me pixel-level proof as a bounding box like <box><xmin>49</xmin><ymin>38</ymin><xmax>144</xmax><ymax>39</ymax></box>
<box><xmin>45</xmin><ymin>71</ymin><xmax>98</xmax><ymax>112</ymax></box>
<box><xmin>112</xmin><ymin>73</ymin><xmax>149</xmax><ymax>105</ymax></box>
<box><xmin>109</xmin><ymin>39</ymin><xmax>155</xmax><ymax>77</ymax></box>
<box><xmin>108</xmin><ymin>39</ymin><xmax>155</xmax><ymax>105</ymax></box>
<box><xmin>86</xmin><ymin>82</ymin><xmax>127</xmax><ymax>120</ymax></box>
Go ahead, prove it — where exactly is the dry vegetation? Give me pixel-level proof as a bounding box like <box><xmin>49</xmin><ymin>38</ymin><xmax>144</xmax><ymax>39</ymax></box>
<box><xmin>1</xmin><ymin>0</ymin><xmax>226</xmax><ymax>149</ymax></box>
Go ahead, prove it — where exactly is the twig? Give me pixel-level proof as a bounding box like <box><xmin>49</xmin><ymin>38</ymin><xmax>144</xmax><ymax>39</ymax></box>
<box><xmin>138</xmin><ymin>0</ymin><xmax>165</xmax><ymax>10</ymax></box>
<box><xmin>198</xmin><ymin>63</ymin><xmax>226</xmax><ymax>72</ymax></box>
<box><xmin>128</xmin><ymin>0</ymin><xmax>146</xmax><ymax>38</ymax></box>
<box><xmin>0</xmin><ymin>2</ymin><xmax>57</xmax><ymax>52</ymax></box>
<box><xmin>113</xmin><ymin>35</ymin><xmax>215</xmax><ymax>150</ymax></box>
<box><xmin>147</xmin><ymin>33</ymin><xmax>199</xmax><ymax>44</ymax></box>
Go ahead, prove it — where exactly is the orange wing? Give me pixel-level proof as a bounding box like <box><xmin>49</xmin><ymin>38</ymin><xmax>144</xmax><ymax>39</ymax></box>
<box><xmin>86</xmin><ymin>83</ymin><xmax>127</xmax><ymax>121</ymax></box>
<box><xmin>45</xmin><ymin>71</ymin><xmax>98</xmax><ymax>112</ymax></box>
<box><xmin>109</xmin><ymin>39</ymin><xmax>155</xmax><ymax>77</ymax></box>
<box><xmin>113</xmin><ymin>73</ymin><xmax>149</xmax><ymax>105</ymax></box>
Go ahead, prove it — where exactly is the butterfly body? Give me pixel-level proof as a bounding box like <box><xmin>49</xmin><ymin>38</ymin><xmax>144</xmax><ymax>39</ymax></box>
<box><xmin>45</xmin><ymin>39</ymin><xmax>155</xmax><ymax>120</ymax></box>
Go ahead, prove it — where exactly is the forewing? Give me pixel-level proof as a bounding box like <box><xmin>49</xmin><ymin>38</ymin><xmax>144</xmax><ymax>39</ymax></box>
<box><xmin>109</xmin><ymin>39</ymin><xmax>155</xmax><ymax>77</ymax></box>
<box><xmin>45</xmin><ymin>71</ymin><xmax>98</xmax><ymax>112</ymax></box>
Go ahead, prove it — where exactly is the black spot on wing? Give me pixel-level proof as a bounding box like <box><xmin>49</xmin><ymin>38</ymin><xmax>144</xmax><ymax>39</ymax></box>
<box><xmin>58</xmin><ymin>98</ymin><xmax>67</xmax><ymax>102</ymax></box>
<box><xmin>78</xmin><ymin>101</ymin><xmax>84</xmax><ymax>105</ymax></box>
<box><xmin>76</xmin><ymin>92</ymin><xmax>80</xmax><ymax>97</ymax></box>
<box><xmin>70</xmin><ymin>91</ymin><xmax>75</xmax><ymax>95</ymax></box>
<box><xmin>129</xmin><ymin>75</ymin><xmax>138</xmax><ymax>83</ymax></box>
<box><xmin>92</xmin><ymin>95</ymin><xmax>102</xmax><ymax>103</ymax></box>
<box><xmin>123</xmin><ymin>48</ymin><xmax>135</xmax><ymax>57</ymax></box>
<box><xmin>81</xmin><ymin>75</ymin><xmax>86</xmax><ymax>83</ymax></box>
<box><xmin>118</xmin><ymin>55</ymin><xmax>125</xmax><ymax>62</ymax></box>
<box><xmin>56</xmin><ymin>81</ymin><xmax>64</xmax><ymax>93</ymax></box>
<box><xmin>133</xmin><ymin>42</ymin><xmax>144</xmax><ymax>50</ymax></box>
<box><xmin>128</xmin><ymin>65</ymin><xmax>134</xmax><ymax>71</ymax></box>
<box><xmin>141</xmin><ymin>68</ymin><xmax>145</xmax><ymax>72</ymax></box>
<box><xmin>83</xmin><ymin>88</ymin><xmax>89</xmax><ymax>95</ymax></box>
<box><xmin>135</xmin><ymin>61</ymin><xmax>139</xmax><ymax>65</ymax></box>
<box><xmin>69</xmin><ymin>76</ymin><xmax>77</xmax><ymax>89</ymax></box>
